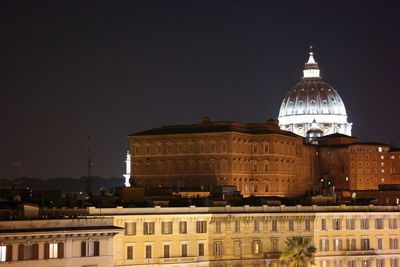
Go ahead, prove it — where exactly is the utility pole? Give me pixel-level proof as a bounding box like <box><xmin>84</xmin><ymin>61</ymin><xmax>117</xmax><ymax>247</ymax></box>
<box><xmin>85</xmin><ymin>136</ymin><xmax>92</xmax><ymax>198</ymax></box>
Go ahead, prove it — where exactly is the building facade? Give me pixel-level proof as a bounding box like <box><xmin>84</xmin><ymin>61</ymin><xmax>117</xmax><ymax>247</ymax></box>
<box><xmin>128</xmin><ymin>119</ymin><xmax>319</xmax><ymax>197</ymax></box>
<box><xmin>318</xmin><ymin>134</ymin><xmax>400</xmax><ymax>192</ymax></box>
<box><xmin>128</xmin><ymin>120</ymin><xmax>400</xmax><ymax>196</ymax></box>
<box><xmin>0</xmin><ymin>218</ymin><xmax>121</xmax><ymax>266</ymax></box>
<box><xmin>87</xmin><ymin>205</ymin><xmax>400</xmax><ymax>267</ymax></box>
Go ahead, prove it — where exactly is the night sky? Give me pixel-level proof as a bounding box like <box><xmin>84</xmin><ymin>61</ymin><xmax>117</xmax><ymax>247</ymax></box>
<box><xmin>1</xmin><ymin>1</ymin><xmax>400</xmax><ymax>179</ymax></box>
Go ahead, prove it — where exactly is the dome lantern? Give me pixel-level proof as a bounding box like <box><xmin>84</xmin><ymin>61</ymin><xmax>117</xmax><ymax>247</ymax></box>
<box><xmin>303</xmin><ymin>46</ymin><xmax>320</xmax><ymax>78</ymax></box>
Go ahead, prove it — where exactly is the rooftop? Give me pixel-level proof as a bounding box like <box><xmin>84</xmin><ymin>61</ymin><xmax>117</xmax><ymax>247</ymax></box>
<box><xmin>129</xmin><ymin>119</ymin><xmax>300</xmax><ymax>138</ymax></box>
<box><xmin>88</xmin><ymin>205</ymin><xmax>400</xmax><ymax>215</ymax></box>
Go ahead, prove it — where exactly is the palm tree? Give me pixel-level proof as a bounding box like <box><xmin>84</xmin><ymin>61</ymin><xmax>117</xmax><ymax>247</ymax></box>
<box><xmin>280</xmin><ymin>236</ymin><xmax>317</xmax><ymax>267</ymax></box>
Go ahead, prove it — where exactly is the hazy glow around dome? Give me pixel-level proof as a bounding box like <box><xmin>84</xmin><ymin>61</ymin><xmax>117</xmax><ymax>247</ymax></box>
<box><xmin>278</xmin><ymin>49</ymin><xmax>352</xmax><ymax>137</ymax></box>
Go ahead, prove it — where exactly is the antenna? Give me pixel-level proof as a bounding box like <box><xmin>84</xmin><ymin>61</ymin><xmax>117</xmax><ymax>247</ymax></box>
<box><xmin>85</xmin><ymin>136</ymin><xmax>92</xmax><ymax>197</ymax></box>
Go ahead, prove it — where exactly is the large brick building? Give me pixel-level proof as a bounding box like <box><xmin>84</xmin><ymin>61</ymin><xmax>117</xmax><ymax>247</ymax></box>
<box><xmin>128</xmin><ymin>119</ymin><xmax>318</xmax><ymax>197</ymax></box>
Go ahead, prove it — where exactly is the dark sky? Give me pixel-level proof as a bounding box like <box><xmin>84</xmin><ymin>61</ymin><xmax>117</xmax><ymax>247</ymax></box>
<box><xmin>1</xmin><ymin>1</ymin><xmax>400</xmax><ymax>179</ymax></box>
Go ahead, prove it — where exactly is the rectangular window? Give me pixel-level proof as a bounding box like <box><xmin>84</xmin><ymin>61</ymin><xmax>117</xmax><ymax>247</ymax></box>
<box><xmin>272</xmin><ymin>239</ymin><xmax>278</xmax><ymax>252</ymax></box>
<box><xmin>389</xmin><ymin>218</ymin><xmax>398</xmax><ymax>229</ymax></box>
<box><xmin>198</xmin><ymin>243</ymin><xmax>205</xmax><ymax>257</ymax></box>
<box><xmin>254</xmin><ymin>219</ymin><xmax>260</xmax><ymax>232</ymax></box>
<box><xmin>321</xmin><ymin>219</ymin><xmax>327</xmax><ymax>230</ymax></box>
<box><xmin>271</xmin><ymin>219</ymin><xmax>278</xmax><ymax>231</ymax></box>
<box><xmin>361</xmin><ymin>219</ymin><xmax>370</xmax><ymax>229</ymax></box>
<box><xmin>127</xmin><ymin>246</ymin><xmax>134</xmax><ymax>260</ymax></box>
<box><xmin>320</xmin><ymin>239</ymin><xmax>329</xmax><ymax>251</ymax></box>
<box><xmin>346</xmin><ymin>219</ymin><xmax>355</xmax><ymax>230</ymax></box>
<box><xmin>215</xmin><ymin>221</ymin><xmax>221</xmax><ymax>233</ymax></box>
<box><xmin>181</xmin><ymin>244</ymin><xmax>188</xmax><ymax>257</ymax></box>
<box><xmin>179</xmin><ymin>221</ymin><xmax>187</xmax><ymax>234</ymax></box>
<box><xmin>253</xmin><ymin>164</ymin><xmax>258</xmax><ymax>172</ymax></box>
<box><xmin>253</xmin><ymin>145</ymin><xmax>258</xmax><ymax>153</ymax></box>
<box><xmin>376</xmin><ymin>218</ymin><xmax>384</xmax><ymax>229</ymax></box>
<box><xmin>322</xmin><ymin>260</ymin><xmax>330</xmax><ymax>267</ymax></box>
<box><xmin>19</xmin><ymin>244</ymin><xmax>37</xmax><ymax>261</ymax></box>
<box><xmin>288</xmin><ymin>220</ymin><xmax>294</xmax><ymax>231</ymax></box>
<box><xmin>252</xmin><ymin>240</ymin><xmax>261</xmax><ymax>254</ymax></box>
<box><xmin>390</xmin><ymin>238</ymin><xmax>399</xmax><ymax>249</ymax></box>
<box><xmin>362</xmin><ymin>260</ymin><xmax>371</xmax><ymax>267</ymax></box>
<box><xmin>162</xmin><ymin>221</ymin><xmax>173</xmax><ymax>234</ymax></box>
<box><xmin>145</xmin><ymin>245</ymin><xmax>152</xmax><ymax>259</ymax></box>
<box><xmin>81</xmin><ymin>241</ymin><xmax>100</xmax><ymax>257</ymax></box>
<box><xmin>347</xmin><ymin>239</ymin><xmax>356</xmax><ymax>250</ymax></box>
<box><xmin>234</xmin><ymin>220</ymin><xmax>241</xmax><ymax>232</ymax></box>
<box><xmin>334</xmin><ymin>239</ymin><xmax>343</xmax><ymax>251</ymax></box>
<box><xmin>44</xmin><ymin>243</ymin><xmax>63</xmax><ymax>259</ymax></box>
<box><xmin>377</xmin><ymin>238</ymin><xmax>383</xmax><ymax>250</ymax></box>
<box><xmin>214</xmin><ymin>241</ymin><xmax>223</xmax><ymax>256</ymax></box>
<box><xmin>377</xmin><ymin>259</ymin><xmax>385</xmax><ymax>267</ymax></box>
<box><xmin>163</xmin><ymin>244</ymin><xmax>170</xmax><ymax>258</ymax></box>
<box><xmin>264</xmin><ymin>163</ymin><xmax>270</xmax><ymax>172</ymax></box>
<box><xmin>24</xmin><ymin>245</ymin><xmax>33</xmax><ymax>260</ymax></box>
<box><xmin>361</xmin><ymin>238</ymin><xmax>370</xmax><ymax>250</ymax></box>
<box><xmin>335</xmin><ymin>261</ymin><xmax>343</xmax><ymax>267</ymax></box>
<box><xmin>333</xmin><ymin>219</ymin><xmax>342</xmax><ymax>230</ymax></box>
<box><xmin>391</xmin><ymin>259</ymin><xmax>399</xmax><ymax>267</ymax></box>
<box><xmin>0</xmin><ymin>246</ymin><xmax>7</xmax><ymax>262</ymax></box>
<box><xmin>348</xmin><ymin>260</ymin><xmax>356</xmax><ymax>267</ymax></box>
<box><xmin>49</xmin><ymin>243</ymin><xmax>58</xmax><ymax>259</ymax></box>
<box><xmin>233</xmin><ymin>240</ymin><xmax>241</xmax><ymax>256</ymax></box>
<box><xmin>144</xmin><ymin>222</ymin><xmax>155</xmax><ymax>235</ymax></box>
<box><xmin>125</xmin><ymin>222</ymin><xmax>136</xmax><ymax>236</ymax></box>
<box><xmin>196</xmin><ymin>221</ymin><xmax>207</xmax><ymax>233</ymax></box>
<box><xmin>305</xmin><ymin>218</ymin><xmax>311</xmax><ymax>231</ymax></box>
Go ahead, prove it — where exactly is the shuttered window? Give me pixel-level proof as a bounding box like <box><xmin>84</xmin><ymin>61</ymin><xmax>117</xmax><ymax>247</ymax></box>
<box><xmin>18</xmin><ymin>244</ymin><xmax>38</xmax><ymax>261</ymax></box>
<box><xmin>0</xmin><ymin>245</ymin><xmax>12</xmax><ymax>262</ymax></box>
<box><xmin>81</xmin><ymin>241</ymin><xmax>100</xmax><ymax>257</ymax></box>
<box><xmin>44</xmin><ymin>243</ymin><xmax>64</xmax><ymax>259</ymax></box>
<box><xmin>125</xmin><ymin>222</ymin><xmax>136</xmax><ymax>236</ymax></box>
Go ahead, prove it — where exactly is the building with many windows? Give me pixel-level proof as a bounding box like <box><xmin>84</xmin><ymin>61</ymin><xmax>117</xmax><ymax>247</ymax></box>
<box><xmin>127</xmin><ymin>119</ymin><xmax>400</xmax><ymax>198</ymax></box>
<box><xmin>87</xmin><ymin>205</ymin><xmax>400</xmax><ymax>267</ymax></box>
<box><xmin>128</xmin><ymin>119</ymin><xmax>319</xmax><ymax>197</ymax></box>
<box><xmin>0</xmin><ymin>217</ymin><xmax>121</xmax><ymax>266</ymax></box>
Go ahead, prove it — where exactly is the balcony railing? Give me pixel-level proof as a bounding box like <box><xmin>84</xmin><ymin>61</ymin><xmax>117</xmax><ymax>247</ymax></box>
<box><xmin>343</xmin><ymin>249</ymin><xmax>377</xmax><ymax>256</ymax></box>
<box><xmin>265</xmin><ymin>252</ymin><xmax>281</xmax><ymax>259</ymax></box>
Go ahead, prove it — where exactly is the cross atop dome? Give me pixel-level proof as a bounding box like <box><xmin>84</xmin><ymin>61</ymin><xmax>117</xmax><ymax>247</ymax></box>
<box><xmin>303</xmin><ymin>46</ymin><xmax>320</xmax><ymax>78</ymax></box>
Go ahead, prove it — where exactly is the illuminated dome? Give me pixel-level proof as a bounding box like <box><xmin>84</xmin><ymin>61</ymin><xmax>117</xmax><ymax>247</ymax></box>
<box><xmin>278</xmin><ymin>48</ymin><xmax>352</xmax><ymax>137</ymax></box>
